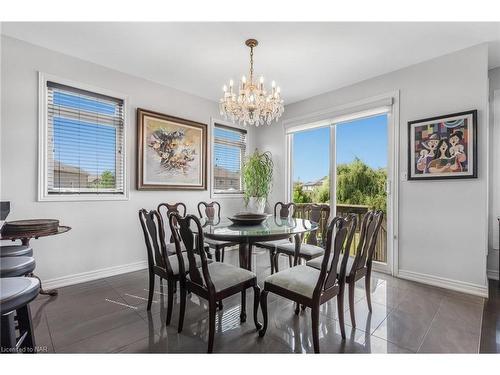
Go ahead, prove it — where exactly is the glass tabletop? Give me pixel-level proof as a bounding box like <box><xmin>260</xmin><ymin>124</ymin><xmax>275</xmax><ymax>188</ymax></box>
<box><xmin>200</xmin><ymin>216</ymin><xmax>318</xmax><ymax>242</ymax></box>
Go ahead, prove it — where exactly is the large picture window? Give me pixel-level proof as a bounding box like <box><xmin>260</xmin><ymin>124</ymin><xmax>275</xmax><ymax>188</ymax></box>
<box><xmin>213</xmin><ymin>123</ymin><xmax>247</xmax><ymax>195</ymax></box>
<box><xmin>39</xmin><ymin>76</ymin><xmax>127</xmax><ymax>200</ymax></box>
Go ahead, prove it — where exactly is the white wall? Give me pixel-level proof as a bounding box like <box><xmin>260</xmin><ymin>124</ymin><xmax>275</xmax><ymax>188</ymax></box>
<box><xmin>0</xmin><ymin>36</ymin><xmax>252</xmax><ymax>285</ymax></box>
<box><xmin>256</xmin><ymin>44</ymin><xmax>489</xmax><ymax>295</ymax></box>
<box><xmin>488</xmin><ymin>66</ymin><xmax>500</xmax><ymax>280</ymax></box>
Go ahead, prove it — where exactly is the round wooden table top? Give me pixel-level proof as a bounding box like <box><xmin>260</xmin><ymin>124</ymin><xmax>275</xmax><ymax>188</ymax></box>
<box><xmin>1</xmin><ymin>225</ymin><xmax>71</xmax><ymax>242</ymax></box>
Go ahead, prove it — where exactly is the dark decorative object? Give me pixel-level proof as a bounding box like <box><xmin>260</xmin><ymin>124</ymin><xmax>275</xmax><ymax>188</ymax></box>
<box><xmin>227</xmin><ymin>213</ymin><xmax>268</xmax><ymax>226</ymax></box>
<box><xmin>408</xmin><ymin>110</ymin><xmax>477</xmax><ymax>180</ymax></box>
<box><xmin>2</xmin><ymin>219</ymin><xmax>59</xmax><ymax>237</ymax></box>
<box><xmin>259</xmin><ymin>215</ymin><xmax>357</xmax><ymax>353</ymax></box>
<box><xmin>137</xmin><ymin>109</ymin><xmax>207</xmax><ymax>190</ymax></box>
<box><xmin>0</xmin><ymin>201</ymin><xmax>10</xmax><ymax>221</ymax></box>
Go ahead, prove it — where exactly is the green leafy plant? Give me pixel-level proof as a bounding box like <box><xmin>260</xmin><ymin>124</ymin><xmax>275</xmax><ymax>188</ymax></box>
<box><xmin>242</xmin><ymin>149</ymin><xmax>274</xmax><ymax>202</ymax></box>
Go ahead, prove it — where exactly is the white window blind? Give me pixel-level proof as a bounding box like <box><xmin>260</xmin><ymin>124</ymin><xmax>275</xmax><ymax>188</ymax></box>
<box><xmin>213</xmin><ymin>124</ymin><xmax>247</xmax><ymax>194</ymax></box>
<box><xmin>46</xmin><ymin>81</ymin><xmax>125</xmax><ymax>196</ymax></box>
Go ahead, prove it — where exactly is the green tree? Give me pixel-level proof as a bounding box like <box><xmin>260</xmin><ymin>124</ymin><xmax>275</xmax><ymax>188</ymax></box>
<box><xmin>336</xmin><ymin>158</ymin><xmax>387</xmax><ymax>211</ymax></box>
<box><xmin>312</xmin><ymin>178</ymin><xmax>330</xmax><ymax>203</ymax></box>
<box><xmin>292</xmin><ymin>183</ymin><xmax>312</xmax><ymax>203</ymax></box>
<box><xmin>99</xmin><ymin>170</ymin><xmax>115</xmax><ymax>189</ymax></box>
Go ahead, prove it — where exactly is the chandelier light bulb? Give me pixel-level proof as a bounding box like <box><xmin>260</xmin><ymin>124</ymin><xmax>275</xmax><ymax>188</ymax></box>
<box><xmin>219</xmin><ymin>39</ymin><xmax>284</xmax><ymax>127</ymax></box>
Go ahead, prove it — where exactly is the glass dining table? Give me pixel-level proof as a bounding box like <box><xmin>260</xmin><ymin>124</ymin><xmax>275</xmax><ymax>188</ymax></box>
<box><xmin>200</xmin><ymin>216</ymin><xmax>318</xmax><ymax>271</ymax></box>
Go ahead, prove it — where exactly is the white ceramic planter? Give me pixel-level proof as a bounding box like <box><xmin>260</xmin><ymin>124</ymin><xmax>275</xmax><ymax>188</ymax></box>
<box><xmin>246</xmin><ymin>197</ymin><xmax>266</xmax><ymax>214</ymax></box>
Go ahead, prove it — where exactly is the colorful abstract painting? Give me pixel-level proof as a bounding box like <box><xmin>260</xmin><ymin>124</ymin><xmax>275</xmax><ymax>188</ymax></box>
<box><xmin>137</xmin><ymin>109</ymin><xmax>207</xmax><ymax>189</ymax></box>
<box><xmin>408</xmin><ymin>110</ymin><xmax>477</xmax><ymax>180</ymax></box>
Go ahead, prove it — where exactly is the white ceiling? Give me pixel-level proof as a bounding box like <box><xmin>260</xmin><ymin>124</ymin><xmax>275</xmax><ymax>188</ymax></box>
<box><xmin>2</xmin><ymin>22</ymin><xmax>500</xmax><ymax>104</ymax></box>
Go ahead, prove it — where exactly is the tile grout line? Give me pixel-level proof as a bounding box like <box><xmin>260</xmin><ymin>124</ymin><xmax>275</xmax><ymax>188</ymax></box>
<box><xmin>414</xmin><ymin>296</ymin><xmax>444</xmax><ymax>353</ymax></box>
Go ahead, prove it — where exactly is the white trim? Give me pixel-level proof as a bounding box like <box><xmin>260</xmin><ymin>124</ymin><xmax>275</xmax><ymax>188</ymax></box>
<box><xmin>38</xmin><ymin>72</ymin><xmax>130</xmax><ymax>202</ymax></box>
<box><xmin>43</xmin><ymin>260</ymin><xmax>148</xmax><ymax>290</ymax></box>
<box><xmin>487</xmin><ymin>269</ymin><xmax>499</xmax><ymax>281</ymax></box>
<box><xmin>210</xmin><ymin>117</ymin><xmax>248</xmax><ymax>199</ymax></box>
<box><xmin>283</xmin><ymin>94</ymin><xmax>393</xmax><ymax>131</ymax></box>
<box><xmin>398</xmin><ymin>269</ymin><xmax>488</xmax><ymax>298</ymax></box>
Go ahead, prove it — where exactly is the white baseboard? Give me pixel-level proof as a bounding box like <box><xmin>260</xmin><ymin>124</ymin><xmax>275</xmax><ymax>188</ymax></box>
<box><xmin>398</xmin><ymin>269</ymin><xmax>488</xmax><ymax>298</ymax></box>
<box><xmin>42</xmin><ymin>260</ymin><xmax>148</xmax><ymax>290</ymax></box>
<box><xmin>487</xmin><ymin>269</ymin><xmax>499</xmax><ymax>281</ymax></box>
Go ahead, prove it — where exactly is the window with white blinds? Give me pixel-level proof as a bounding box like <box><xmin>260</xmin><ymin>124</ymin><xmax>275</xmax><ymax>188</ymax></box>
<box><xmin>213</xmin><ymin>124</ymin><xmax>247</xmax><ymax>194</ymax></box>
<box><xmin>44</xmin><ymin>81</ymin><xmax>125</xmax><ymax>198</ymax></box>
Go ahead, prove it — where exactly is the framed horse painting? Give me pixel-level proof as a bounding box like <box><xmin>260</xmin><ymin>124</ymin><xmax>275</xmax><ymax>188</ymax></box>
<box><xmin>408</xmin><ymin>110</ymin><xmax>477</xmax><ymax>180</ymax></box>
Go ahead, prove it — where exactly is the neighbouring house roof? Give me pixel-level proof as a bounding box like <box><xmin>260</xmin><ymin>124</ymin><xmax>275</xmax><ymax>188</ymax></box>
<box><xmin>53</xmin><ymin>161</ymin><xmax>90</xmax><ymax>176</ymax></box>
<box><xmin>213</xmin><ymin>166</ymin><xmax>240</xmax><ymax>179</ymax></box>
<box><xmin>303</xmin><ymin>176</ymin><xmax>328</xmax><ymax>187</ymax></box>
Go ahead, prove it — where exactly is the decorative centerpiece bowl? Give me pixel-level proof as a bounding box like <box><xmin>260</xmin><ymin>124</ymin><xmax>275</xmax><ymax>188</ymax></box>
<box><xmin>227</xmin><ymin>213</ymin><xmax>268</xmax><ymax>226</ymax></box>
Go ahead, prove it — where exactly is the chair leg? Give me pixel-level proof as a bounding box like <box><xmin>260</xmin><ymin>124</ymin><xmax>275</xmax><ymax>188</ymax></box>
<box><xmin>274</xmin><ymin>253</ymin><xmax>280</xmax><ymax>272</ymax></box>
<box><xmin>365</xmin><ymin>273</ymin><xmax>372</xmax><ymax>312</ymax></box>
<box><xmin>178</xmin><ymin>281</ymin><xmax>187</xmax><ymax>333</ymax></box>
<box><xmin>147</xmin><ymin>271</ymin><xmax>155</xmax><ymax>311</ymax></box>
<box><xmin>258</xmin><ymin>290</ymin><xmax>269</xmax><ymax>337</ymax></box>
<box><xmin>166</xmin><ymin>279</ymin><xmax>174</xmax><ymax>326</ymax></box>
<box><xmin>208</xmin><ymin>300</ymin><xmax>216</xmax><ymax>353</ymax></box>
<box><xmin>215</xmin><ymin>246</ymin><xmax>221</xmax><ymax>262</ymax></box>
<box><xmin>1</xmin><ymin>312</ymin><xmax>16</xmax><ymax>352</ymax></box>
<box><xmin>294</xmin><ymin>302</ymin><xmax>300</xmax><ymax>315</ymax></box>
<box><xmin>221</xmin><ymin>248</ymin><xmax>225</xmax><ymax>263</ymax></box>
<box><xmin>337</xmin><ymin>284</ymin><xmax>346</xmax><ymax>339</ymax></box>
<box><xmin>311</xmin><ymin>305</ymin><xmax>320</xmax><ymax>353</ymax></box>
<box><xmin>269</xmin><ymin>250</ymin><xmax>275</xmax><ymax>274</ymax></box>
<box><xmin>348</xmin><ymin>281</ymin><xmax>356</xmax><ymax>328</ymax></box>
<box><xmin>252</xmin><ymin>285</ymin><xmax>262</xmax><ymax>330</ymax></box>
<box><xmin>288</xmin><ymin>255</ymin><xmax>293</xmax><ymax>268</ymax></box>
<box><xmin>17</xmin><ymin>305</ymin><xmax>35</xmax><ymax>352</ymax></box>
<box><xmin>240</xmin><ymin>289</ymin><xmax>247</xmax><ymax>323</ymax></box>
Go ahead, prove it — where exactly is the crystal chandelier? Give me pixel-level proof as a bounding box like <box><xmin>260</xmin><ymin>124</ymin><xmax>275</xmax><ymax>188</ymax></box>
<box><xmin>219</xmin><ymin>39</ymin><xmax>284</xmax><ymax>126</ymax></box>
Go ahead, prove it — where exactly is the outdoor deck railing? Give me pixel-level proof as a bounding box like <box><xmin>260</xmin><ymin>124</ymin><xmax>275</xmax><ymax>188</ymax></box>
<box><xmin>294</xmin><ymin>203</ymin><xmax>387</xmax><ymax>263</ymax></box>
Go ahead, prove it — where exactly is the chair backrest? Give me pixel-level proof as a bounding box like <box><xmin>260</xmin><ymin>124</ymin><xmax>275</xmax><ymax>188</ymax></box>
<box><xmin>138</xmin><ymin>209</ymin><xmax>173</xmax><ymax>274</ymax></box>
<box><xmin>314</xmin><ymin>214</ymin><xmax>357</xmax><ymax>297</ymax></box>
<box><xmin>157</xmin><ymin>202</ymin><xmax>187</xmax><ymax>243</ymax></box>
<box><xmin>350</xmin><ymin>210</ymin><xmax>384</xmax><ymax>275</ymax></box>
<box><xmin>169</xmin><ymin>213</ymin><xmax>215</xmax><ymax>294</ymax></box>
<box><xmin>197</xmin><ymin>201</ymin><xmax>221</xmax><ymax>223</ymax></box>
<box><xmin>273</xmin><ymin>202</ymin><xmax>296</xmax><ymax>219</ymax></box>
<box><xmin>304</xmin><ymin>204</ymin><xmax>330</xmax><ymax>246</ymax></box>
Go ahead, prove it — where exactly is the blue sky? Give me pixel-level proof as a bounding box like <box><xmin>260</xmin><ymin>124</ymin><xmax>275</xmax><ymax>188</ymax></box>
<box><xmin>53</xmin><ymin>91</ymin><xmax>117</xmax><ymax>176</ymax></box>
<box><xmin>293</xmin><ymin>114</ymin><xmax>387</xmax><ymax>183</ymax></box>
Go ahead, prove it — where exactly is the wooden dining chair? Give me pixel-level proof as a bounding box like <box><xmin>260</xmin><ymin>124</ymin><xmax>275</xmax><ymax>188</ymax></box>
<box><xmin>255</xmin><ymin>202</ymin><xmax>296</xmax><ymax>274</ymax></box>
<box><xmin>197</xmin><ymin>201</ymin><xmax>238</xmax><ymax>262</ymax></box>
<box><xmin>158</xmin><ymin>202</ymin><xmax>211</xmax><ymax>258</ymax></box>
<box><xmin>274</xmin><ymin>204</ymin><xmax>330</xmax><ymax>271</ymax></box>
<box><xmin>306</xmin><ymin>210</ymin><xmax>384</xmax><ymax>327</ymax></box>
<box><xmin>138</xmin><ymin>209</ymin><xmax>203</xmax><ymax>325</ymax></box>
<box><xmin>259</xmin><ymin>214</ymin><xmax>357</xmax><ymax>353</ymax></box>
<box><xmin>170</xmin><ymin>213</ymin><xmax>261</xmax><ymax>353</ymax></box>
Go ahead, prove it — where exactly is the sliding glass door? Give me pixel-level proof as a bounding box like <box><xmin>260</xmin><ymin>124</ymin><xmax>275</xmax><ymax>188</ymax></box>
<box><xmin>289</xmin><ymin>111</ymin><xmax>392</xmax><ymax>273</ymax></box>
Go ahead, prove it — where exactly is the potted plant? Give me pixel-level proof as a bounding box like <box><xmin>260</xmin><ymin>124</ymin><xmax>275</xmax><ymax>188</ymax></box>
<box><xmin>242</xmin><ymin>149</ymin><xmax>274</xmax><ymax>213</ymax></box>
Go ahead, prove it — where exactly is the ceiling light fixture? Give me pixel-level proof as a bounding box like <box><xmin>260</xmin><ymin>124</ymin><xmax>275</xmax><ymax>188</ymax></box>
<box><xmin>219</xmin><ymin>39</ymin><xmax>284</xmax><ymax>126</ymax></box>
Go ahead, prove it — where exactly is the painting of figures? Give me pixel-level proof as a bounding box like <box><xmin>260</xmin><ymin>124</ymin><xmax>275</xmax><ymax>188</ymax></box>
<box><xmin>408</xmin><ymin>110</ymin><xmax>477</xmax><ymax>180</ymax></box>
<box><xmin>137</xmin><ymin>109</ymin><xmax>207</xmax><ymax>189</ymax></box>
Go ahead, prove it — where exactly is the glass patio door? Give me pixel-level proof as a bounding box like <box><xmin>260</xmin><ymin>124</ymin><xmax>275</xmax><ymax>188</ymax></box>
<box><xmin>289</xmin><ymin>111</ymin><xmax>393</xmax><ymax>273</ymax></box>
<box><xmin>334</xmin><ymin>114</ymin><xmax>390</xmax><ymax>271</ymax></box>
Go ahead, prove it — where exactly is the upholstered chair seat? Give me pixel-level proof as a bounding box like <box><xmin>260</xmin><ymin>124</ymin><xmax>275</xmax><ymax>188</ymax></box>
<box><xmin>263</xmin><ymin>265</ymin><xmax>320</xmax><ymax>299</ymax></box>
<box><xmin>306</xmin><ymin>255</ymin><xmax>355</xmax><ymax>274</ymax></box>
<box><xmin>188</xmin><ymin>262</ymin><xmax>256</xmax><ymax>293</ymax></box>
<box><xmin>0</xmin><ymin>256</ymin><xmax>36</xmax><ymax>277</ymax></box>
<box><xmin>166</xmin><ymin>242</ymin><xmax>186</xmax><ymax>255</ymax></box>
<box><xmin>0</xmin><ymin>245</ymin><xmax>33</xmax><ymax>258</ymax></box>
<box><xmin>275</xmin><ymin>243</ymin><xmax>325</xmax><ymax>259</ymax></box>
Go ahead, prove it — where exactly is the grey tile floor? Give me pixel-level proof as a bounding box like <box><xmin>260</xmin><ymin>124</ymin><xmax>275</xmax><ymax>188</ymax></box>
<box><xmin>30</xmin><ymin>247</ymin><xmax>485</xmax><ymax>353</ymax></box>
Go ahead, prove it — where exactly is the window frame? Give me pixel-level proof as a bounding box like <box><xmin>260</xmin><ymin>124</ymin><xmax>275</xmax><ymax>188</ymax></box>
<box><xmin>38</xmin><ymin>72</ymin><xmax>129</xmax><ymax>201</ymax></box>
<box><xmin>210</xmin><ymin>118</ymin><xmax>247</xmax><ymax>199</ymax></box>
